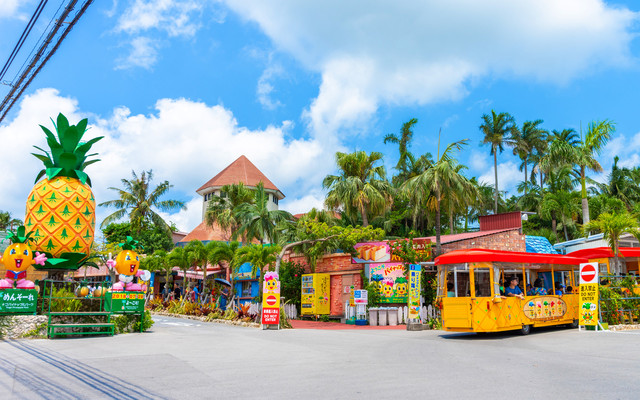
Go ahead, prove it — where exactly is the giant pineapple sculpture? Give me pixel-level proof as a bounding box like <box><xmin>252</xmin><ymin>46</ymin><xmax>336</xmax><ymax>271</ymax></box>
<box><xmin>24</xmin><ymin>113</ymin><xmax>103</xmax><ymax>269</ymax></box>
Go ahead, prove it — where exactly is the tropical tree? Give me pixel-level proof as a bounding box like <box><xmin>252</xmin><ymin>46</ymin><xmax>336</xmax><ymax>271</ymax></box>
<box><xmin>99</xmin><ymin>170</ymin><xmax>186</xmax><ymax>233</ymax></box>
<box><xmin>208</xmin><ymin>241</ymin><xmax>241</xmax><ymax>299</ymax></box>
<box><xmin>508</xmin><ymin>120</ymin><xmax>547</xmax><ymax>197</ymax></box>
<box><xmin>384</xmin><ymin>118</ymin><xmax>418</xmax><ymax>184</ymax></box>
<box><xmin>234</xmin><ymin>244</ymin><xmax>280</xmax><ymax>301</ymax></box>
<box><xmin>574</xmin><ymin>120</ymin><xmax>616</xmax><ymax>225</ymax></box>
<box><xmin>140</xmin><ymin>250</ymin><xmax>174</xmax><ymax>297</ymax></box>
<box><xmin>480</xmin><ymin>110</ymin><xmax>517</xmax><ymax>213</ymax></box>
<box><xmin>583</xmin><ymin>212</ymin><xmax>640</xmax><ymax>274</ymax></box>
<box><xmin>0</xmin><ymin>211</ymin><xmax>22</xmax><ymax>231</ymax></box>
<box><xmin>233</xmin><ymin>182</ymin><xmax>293</xmax><ymax>244</ymax></box>
<box><xmin>167</xmin><ymin>246</ymin><xmax>191</xmax><ymax>294</ymax></box>
<box><xmin>591</xmin><ymin>156</ymin><xmax>640</xmax><ymax>211</ymax></box>
<box><xmin>184</xmin><ymin>240</ymin><xmax>212</xmax><ymax>302</ymax></box>
<box><xmin>401</xmin><ymin>138</ymin><xmax>470</xmax><ymax>255</ymax></box>
<box><xmin>204</xmin><ymin>182</ymin><xmax>254</xmax><ymax>241</ymax></box>
<box><xmin>323</xmin><ymin>150</ymin><xmax>393</xmax><ymax>226</ymax></box>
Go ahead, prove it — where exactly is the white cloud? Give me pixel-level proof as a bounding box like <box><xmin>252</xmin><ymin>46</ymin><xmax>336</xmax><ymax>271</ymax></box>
<box><xmin>115</xmin><ymin>36</ymin><xmax>158</xmax><ymax>70</ymax></box>
<box><xmin>257</xmin><ymin>62</ymin><xmax>284</xmax><ymax>110</ymax></box>
<box><xmin>280</xmin><ymin>191</ymin><xmax>326</xmax><ymax>215</ymax></box>
<box><xmin>0</xmin><ymin>89</ymin><xmax>336</xmax><ymax>233</ymax></box>
<box><xmin>469</xmin><ymin>150</ymin><xmax>489</xmax><ymax>175</ymax></box>
<box><xmin>479</xmin><ymin>159</ymin><xmax>523</xmax><ymax>194</ymax></box>
<box><xmin>0</xmin><ymin>0</ymin><xmax>25</xmax><ymax>19</ymax></box>
<box><xmin>602</xmin><ymin>131</ymin><xmax>640</xmax><ymax>170</ymax></box>
<box><xmin>116</xmin><ymin>0</ymin><xmax>205</xmax><ymax>37</ymax></box>
<box><xmin>225</xmin><ymin>0</ymin><xmax>638</xmax><ymax>137</ymax></box>
<box><xmin>156</xmin><ymin>196</ymin><xmax>202</xmax><ymax>232</ymax></box>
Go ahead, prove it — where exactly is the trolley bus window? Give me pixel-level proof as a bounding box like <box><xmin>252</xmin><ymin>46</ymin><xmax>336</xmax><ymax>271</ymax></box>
<box><xmin>446</xmin><ymin>265</ymin><xmax>471</xmax><ymax>297</ymax></box>
<box><xmin>473</xmin><ymin>268</ymin><xmax>491</xmax><ymax>297</ymax></box>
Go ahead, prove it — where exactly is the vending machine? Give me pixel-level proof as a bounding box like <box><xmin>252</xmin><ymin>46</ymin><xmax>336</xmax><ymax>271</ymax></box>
<box><xmin>301</xmin><ymin>273</ymin><xmax>330</xmax><ymax>315</ymax></box>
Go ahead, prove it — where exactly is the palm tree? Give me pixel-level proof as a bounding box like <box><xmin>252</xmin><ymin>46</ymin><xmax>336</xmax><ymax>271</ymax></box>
<box><xmin>401</xmin><ymin>137</ymin><xmax>470</xmax><ymax>255</ymax></box>
<box><xmin>168</xmin><ymin>246</ymin><xmax>191</xmax><ymax>294</ymax></box>
<box><xmin>323</xmin><ymin>151</ymin><xmax>393</xmax><ymax>226</ymax></box>
<box><xmin>184</xmin><ymin>240</ymin><xmax>212</xmax><ymax>302</ymax></box>
<box><xmin>140</xmin><ymin>250</ymin><xmax>174</xmax><ymax>298</ymax></box>
<box><xmin>0</xmin><ymin>211</ymin><xmax>22</xmax><ymax>231</ymax></box>
<box><xmin>233</xmin><ymin>182</ymin><xmax>293</xmax><ymax>244</ymax></box>
<box><xmin>99</xmin><ymin>170</ymin><xmax>186</xmax><ymax>233</ymax></box>
<box><xmin>234</xmin><ymin>244</ymin><xmax>279</xmax><ymax>301</ymax></box>
<box><xmin>208</xmin><ymin>241</ymin><xmax>240</xmax><ymax>299</ymax></box>
<box><xmin>575</xmin><ymin>120</ymin><xmax>616</xmax><ymax>225</ymax></box>
<box><xmin>204</xmin><ymin>182</ymin><xmax>254</xmax><ymax>241</ymax></box>
<box><xmin>591</xmin><ymin>156</ymin><xmax>640</xmax><ymax>211</ymax></box>
<box><xmin>480</xmin><ymin>110</ymin><xmax>517</xmax><ymax>213</ymax></box>
<box><xmin>508</xmin><ymin>120</ymin><xmax>547</xmax><ymax>197</ymax></box>
<box><xmin>583</xmin><ymin>212</ymin><xmax>640</xmax><ymax>274</ymax></box>
<box><xmin>539</xmin><ymin>166</ymin><xmax>577</xmax><ymax>241</ymax></box>
<box><xmin>384</xmin><ymin>118</ymin><xmax>418</xmax><ymax>184</ymax></box>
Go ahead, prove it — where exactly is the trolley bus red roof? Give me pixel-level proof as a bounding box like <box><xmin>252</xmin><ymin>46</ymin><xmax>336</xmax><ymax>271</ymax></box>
<box><xmin>567</xmin><ymin>247</ymin><xmax>640</xmax><ymax>259</ymax></box>
<box><xmin>434</xmin><ymin>248</ymin><xmax>588</xmax><ymax>265</ymax></box>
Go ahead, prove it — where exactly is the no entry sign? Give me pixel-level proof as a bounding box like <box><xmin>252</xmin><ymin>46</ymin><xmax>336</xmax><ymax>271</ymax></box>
<box><xmin>580</xmin><ymin>263</ymin><xmax>598</xmax><ymax>284</ymax></box>
<box><xmin>265</xmin><ymin>295</ymin><xmax>277</xmax><ymax>307</ymax></box>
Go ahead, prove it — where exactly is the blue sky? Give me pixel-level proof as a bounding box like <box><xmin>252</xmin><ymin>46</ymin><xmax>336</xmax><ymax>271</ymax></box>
<box><xmin>1</xmin><ymin>0</ymin><xmax>640</xmax><ymax>233</ymax></box>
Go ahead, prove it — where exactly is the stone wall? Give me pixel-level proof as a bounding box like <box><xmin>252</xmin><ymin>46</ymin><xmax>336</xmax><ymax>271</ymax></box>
<box><xmin>0</xmin><ymin>315</ymin><xmax>48</xmax><ymax>339</ymax></box>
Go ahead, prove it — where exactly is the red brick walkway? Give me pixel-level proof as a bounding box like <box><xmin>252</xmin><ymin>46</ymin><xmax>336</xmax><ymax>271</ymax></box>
<box><xmin>290</xmin><ymin>320</ymin><xmax>405</xmax><ymax>330</ymax></box>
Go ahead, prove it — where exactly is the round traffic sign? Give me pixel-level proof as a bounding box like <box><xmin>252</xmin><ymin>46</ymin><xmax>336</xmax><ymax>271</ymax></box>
<box><xmin>581</xmin><ymin>264</ymin><xmax>597</xmax><ymax>283</ymax></box>
<box><xmin>266</xmin><ymin>295</ymin><xmax>277</xmax><ymax>306</ymax></box>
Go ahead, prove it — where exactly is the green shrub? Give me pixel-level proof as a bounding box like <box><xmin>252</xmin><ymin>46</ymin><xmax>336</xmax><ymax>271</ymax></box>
<box><xmin>112</xmin><ymin>311</ymin><xmax>154</xmax><ymax>333</ymax></box>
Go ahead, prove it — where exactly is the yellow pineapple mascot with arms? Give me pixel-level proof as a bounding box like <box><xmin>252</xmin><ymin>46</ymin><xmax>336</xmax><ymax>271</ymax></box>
<box><xmin>25</xmin><ymin>113</ymin><xmax>102</xmax><ymax>270</ymax></box>
<box><xmin>0</xmin><ymin>226</ymin><xmax>47</xmax><ymax>289</ymax></box>
<box><xmin>107</xmin><ymin>236</ymin><xmax>150</xmax><ymax>292</ymax></box>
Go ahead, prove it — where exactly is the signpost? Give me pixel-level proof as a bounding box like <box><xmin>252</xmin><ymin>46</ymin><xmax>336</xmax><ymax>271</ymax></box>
<box><xmin>261</xmin><ymin>272</ymin><xmax>281</xmax><ymax>329</ymax></box>
<box><xmin>408</xmin><ymin>264</ymin><xmax>421</xmax><ymax>322</ymax></box>
<box><xmin>0</xmin><ymin>289</ymin><xmax>37</xmax><ymax>314</ymax></box>
<box><xmin>579</xmin><ymin>262</ymin><xmax>599</xmax><ymax>329</ymax></box>
<box><xmin>105</xmin><ymin>292</ymin><xmax>145</xmax><ymax>313</ymax></box>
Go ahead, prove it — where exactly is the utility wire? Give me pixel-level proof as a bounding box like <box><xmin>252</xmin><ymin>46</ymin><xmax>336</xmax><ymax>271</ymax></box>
<box><xmin>0</xmin><ymin>0</ymin><xmax>49</xmax><ymax>81</ymax></box>
<box><xmin>0</xmin><ymin>0</ymin><xmax>94</xmax><ymax>124</ymax></box>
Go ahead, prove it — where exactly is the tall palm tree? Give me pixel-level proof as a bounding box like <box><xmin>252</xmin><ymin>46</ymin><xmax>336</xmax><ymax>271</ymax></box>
<box><xmin>480</xmin><ymin>110</ymin><xmax>517</xmax><ymax>213</ymax></box>
<box><xmin>204</xmin><ymin>182</ymin><xmax>254</xmax><ymax>241</ymax></box>
<box><xmin>539</xmin><ymin>165</ymin><xmax>577</xmax><ymax>241</ymax></box>
<box><xmin>184</xmin><ymin>240</ymin><xmax>212</xmax><ymax>302</ymax></box>
<box><xmin>208</xmin><ymin>240</ymin><xmax>240</xmax><ymax>283</ymax></box>
<box><xmin>583</xmin><ymin>212</ymin><xmax>640</xmax><ymax>274</ymax></box>
<box><xmin>508</xmin><ymin>120</ymin><xmax>547</xmax><ymax>197</ymax></box>
<box><xmin>99</xmin><ymin>170</ymin><xmax>186</xmax><ymax>233</ymax></box>
<box><xmin>323</xmin><ymin>151</ymin><xmax>393</xmax><ymax>226</ymax></box>
<box><xmin>401</xmin><ymin>137</ymin><xmax>470</xmax><ymax>255</ymax></box>
<box><xmin>591</xmin><ymin>156</ymin><xmax>640</xmax><ymax>211</ymax></box>
<box><xmin>140</xmin><ymin>250</ymin><xmax>174</xmax><ymax>297</ymax></box>
<box><xmin>575</xmin><ymin>120</ymin><xmax>616</xmax><ymax>225</ymax></box>
<box><xmin>233</xmin><ymin>182</ymin><xmax>293</xmax><ymax>244</ymax></box>
<box><xmin>384</xmin><ymin>118</ymin><xmax>418</xmax><ymax>184</ymax></box>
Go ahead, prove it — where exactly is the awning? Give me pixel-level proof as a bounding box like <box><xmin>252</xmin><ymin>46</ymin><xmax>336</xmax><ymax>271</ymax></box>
<box><xmin>172</xmin><ymin>265</ymin><xmax>222</xmax><ymax>279</ymax></box>
<box><xmin>435</xmin><ymin>249</ymin><xmax>588</xmax><ymax>266</ymax></box>
<box><xmin>567</xmin><ymin>247</ymin><xmax>640</xmax><ymax>260</ymax></box>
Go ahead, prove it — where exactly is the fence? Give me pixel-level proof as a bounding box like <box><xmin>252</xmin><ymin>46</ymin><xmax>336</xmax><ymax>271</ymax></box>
<box><xmin>244</xmin><ymin>302</ymin><xmax>298</xmax><ymax>320</ymax></box>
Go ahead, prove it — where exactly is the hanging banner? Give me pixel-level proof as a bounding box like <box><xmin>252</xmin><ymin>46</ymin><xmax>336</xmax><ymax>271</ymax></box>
<box><xmin>408</xmin><ymin>265</ymin><xmax>421</xmax><ymax>320</ymax></box>
<box><xmin>579</xmin><ymin>262</ymin><xmax>599</xmax><ymax>326</ymax></box>
<box><xmin>261</xmin><ymin>272</ymin><xmax>281</xmax><ymax>325</ymax></box>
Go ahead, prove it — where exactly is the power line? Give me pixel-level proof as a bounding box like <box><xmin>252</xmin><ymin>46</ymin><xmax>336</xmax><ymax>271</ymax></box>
<box><xmin>0</xmin><ymin>0</ymin><xmax>94</xmax><ymax>125</ymax></box>
<box><xmin>0</xmin><ymin>0</ymin><xmax>49</xmax><ymax>81</ymax></box>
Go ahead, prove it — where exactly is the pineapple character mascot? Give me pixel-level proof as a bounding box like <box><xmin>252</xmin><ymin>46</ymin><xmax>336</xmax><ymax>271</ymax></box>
<box><xmin>0</xmin><ymin>226</ymin><xmax>47</xmax><ymax>289</ymax></box>
<box><xmin>25</xmin><ymin>113</ymin><xmax>103</xmax><ymax>271</ymax></box>
<box><xmin>106</xmin><ymin>236</ymin><xmax>150</xmax><ymax>292</ymax></box>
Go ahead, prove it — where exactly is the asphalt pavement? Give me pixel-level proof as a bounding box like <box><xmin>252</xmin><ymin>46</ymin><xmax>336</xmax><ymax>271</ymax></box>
<box><xmin>0</xmin><ymin>315</ymin><xmax>638</xmax><ymax>399</ymax></box>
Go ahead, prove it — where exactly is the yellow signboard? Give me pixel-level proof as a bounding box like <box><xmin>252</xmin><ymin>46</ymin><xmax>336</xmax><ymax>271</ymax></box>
<box><xmin>408</xmin><ymin>264</ymin><xmax>421</xmax><ymax>320</ymax></box>
<box><xmin>579</xmin><ymin>262</ymin><xmax>599</xmax><ymax>326</ymax></box>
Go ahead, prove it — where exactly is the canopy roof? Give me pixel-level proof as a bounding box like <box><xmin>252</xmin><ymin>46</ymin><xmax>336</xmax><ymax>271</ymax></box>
<box><xmin>435</xmin><ymin>249</ymin><xmax>588</xmax><ymax>266</ymax></box>
<box><xmin>567</xmin><ymin>247</ymin><xmax>640</xmax><ymax>260</ymax></box>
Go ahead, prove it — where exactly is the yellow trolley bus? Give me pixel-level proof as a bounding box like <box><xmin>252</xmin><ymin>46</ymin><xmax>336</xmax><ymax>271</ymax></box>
<box><xmin>436</xmin><ymin>249</ymin><xmax>588</xmax><ymax>335</ymax></box>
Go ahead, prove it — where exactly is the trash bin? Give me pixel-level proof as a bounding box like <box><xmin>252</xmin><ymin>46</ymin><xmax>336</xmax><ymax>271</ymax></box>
<box><xmin>388</xmin><ymin>307</ymin><xmax>398</xmax><ymax>326</ymax></box>
<box><xmin>368</xmin><ymin>308</ymin><xmax>379</xmax><ymax>326</ymax></box>
<box><xmin>378</xmin><ymin>308</ymin><xmax>388</xmax><ymax>326</ymax></box>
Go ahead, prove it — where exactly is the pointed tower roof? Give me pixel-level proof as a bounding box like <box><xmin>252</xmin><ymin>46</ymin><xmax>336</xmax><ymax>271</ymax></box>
<box><xmin>196</xmin><ymin>155</ymin><xmax>284</xmax><ymax>197</ymax></box>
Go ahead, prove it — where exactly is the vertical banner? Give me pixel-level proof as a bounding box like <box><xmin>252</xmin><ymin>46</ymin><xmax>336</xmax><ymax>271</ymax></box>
<box><xmin>262</xmin><ymin>271</ymin><xmax>281</xmax><ymax>326</ymax></box>
<box><xmin>579</xmin><ymin>262</ymin><xmax>599</xmax><ymax>326</ymax></box>
<box><xmin>408</xmin><ymin>264</ymin><xmax>421</xmax><ymax>321</ymax></box>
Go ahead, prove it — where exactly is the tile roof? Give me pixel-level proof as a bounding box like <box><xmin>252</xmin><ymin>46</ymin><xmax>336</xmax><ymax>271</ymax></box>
<box><xmin>423</xmin><ymin>228</ymin><xmax>519</xmax><ymax>244</ymax></box>
<box><xmin>525</xmin><ymin>236</ymin><xmax>558</xmax><ymax>254</ymax></box>
<box><xmin>196</xmin><ymin>155</ymin><xmax>282</xmax><ymax>195</ymax></box>
<box><xmin>180</xmin><ymin>222</ymin><xmax>231</xmax><ymax>243</ymax></box>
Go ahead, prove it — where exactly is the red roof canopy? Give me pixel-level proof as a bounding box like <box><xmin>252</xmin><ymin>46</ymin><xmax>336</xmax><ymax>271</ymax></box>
<box><xmin>567</xmin><ymin>247</ymin><xmax>640</xmax><ymax>259</ymax></box>
<box><xmin>435</xmin><ymin>248</ymin><xmax>588</xmax><ymax>266</ymax></box>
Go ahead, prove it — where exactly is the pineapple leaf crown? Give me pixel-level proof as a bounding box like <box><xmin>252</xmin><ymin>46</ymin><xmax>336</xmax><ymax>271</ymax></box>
<box><xmin>6</xmin><ymin>226</ymin><xmax>36</xmax><ymax>245</ymax></box>
<box><xmin>32</xmin><ymin>113</ymin><xmax>103</xmax><ymax>186</ymax></box>
<box><xmin>119</xmin><ymin>236</ymin><xmax>143</xmax><ymax>251</ymax></box>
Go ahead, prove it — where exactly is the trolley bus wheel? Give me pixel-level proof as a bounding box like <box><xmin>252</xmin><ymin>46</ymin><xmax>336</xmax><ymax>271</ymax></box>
<box><xmin>568</xmin><ymin>319</ymin><xmax>579</xmax><ymax>329</ymax></box>
<box><xmin>520</xmin><ymin>324</ymin><xmax>532</xmax><ymax>335</ymax></box>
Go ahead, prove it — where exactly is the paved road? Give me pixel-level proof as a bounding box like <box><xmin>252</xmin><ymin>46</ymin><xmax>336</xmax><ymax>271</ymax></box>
<box><xmin>1</xmin><ymin>316</ymin><xmax>638</xmax><ymax>399</ymax></box>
